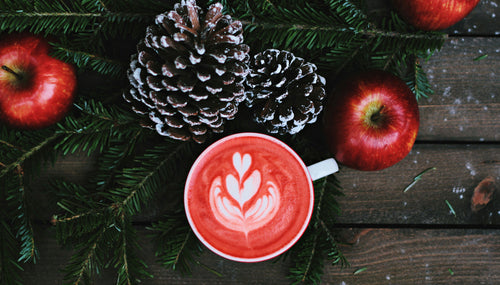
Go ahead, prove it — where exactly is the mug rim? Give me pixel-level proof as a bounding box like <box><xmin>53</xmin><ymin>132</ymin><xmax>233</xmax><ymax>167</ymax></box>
<box><xmin>184</xmin><ymin>132</ymin><xmax>314</xmax><ymax>262</ymax></box>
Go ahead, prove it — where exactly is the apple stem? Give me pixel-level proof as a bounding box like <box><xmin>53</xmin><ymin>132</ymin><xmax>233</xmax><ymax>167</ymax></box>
<box><xmin>1</xmin><ymin>65</ymin><xmax>23</xmax><ymax>81</ymax></box>
<box><xmin>370</xmin><ymin>105</ymin><xmax>385</xmax><ymax>123</ymax></box>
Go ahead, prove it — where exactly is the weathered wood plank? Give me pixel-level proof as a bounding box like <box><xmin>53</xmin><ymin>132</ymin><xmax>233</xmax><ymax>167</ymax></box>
<box><xmin>325</xmin><ymin>228</ymin><xmax>500</xmax><ymax>285</ymax></box>
<box><xmin>22</xmin><ymin>227</ymin><xmax>500</xmax><ymax>285</ymax></box>
<box><xmin>335</xmin><ymin>143</ymin><xmax>500</xmax><ymax>225</ymax></box>
<box><xmin>418</xmin><ymin>37</ymin><xmax>500</xmax><ymax>141</ymax></box>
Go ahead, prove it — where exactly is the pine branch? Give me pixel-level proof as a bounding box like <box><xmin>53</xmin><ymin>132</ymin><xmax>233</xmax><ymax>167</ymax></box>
<box><xmin>0</xmin><ymin>174</ymin><xmax>25</xmax><ymax>285</ymax></box>
<box><xmin>0</xmin><ymin>220</ymin><xmax>24</xmax><ymax>285</ymax></box>
<box><xmin>319</xmin><ymin>220</ymin><xmax>348</xmax><ymax>267</ymax></box>
<box><xmin>289</xmin><ymin>174</ymin><xmax>345</xmax><ymax>284</ymax></box>
<box><xmin>324</xmin><ymin>0</ymin><xmax>369</xmax><ymax>29</ymax></box>
<box><xmin>63</xmin><ymin>223</ymin><xmax>108</xmax><ymax>285</ymax></box>
<box><xmin>224</xmin><ymin>0</ymin><xmax>446</xmax><ymax>51</ymax></box>
<box><xmin>0</xmin><ymin>0</ymin><xmax>155</xmax><ymax>36</ymax></box>
<box><xmin>52</xmin><ymin>181</ymin><xmax>113</xmax><ymax>245</ymax></box>
<box><xmin>55</xmin><ymin>99</ymin><xmax>142</xmax><ymax>156</ymax></box>
<box><xmin>0</xmin><ymin>138</ymin><xmax>26</xmax><ymax>152</ymax></box>
<box><xmin>49</xmin><ymin>44</ymin><xmax>127</xmax><ymax>78</ymax></box>
<box><xmin>52</xmin><ymin>133</ymin><xmax>197</xmax><ymax>283</ymax></box>
<box><xmin>11</xmin><ymin>166</ymin><xmax>38</xmax><ymax>264</ymax></box>
<box><xmin>289</xmin><ymin>231</ymin><xmax>324</xmax><ymax>285</ymax></box>
<box><xmin>289</xmin><ymin>178</ymin><xmax>328</xmax><ymax>284</ymax></box>
<box><xmin>114</xmin><ymin>215</ymin><xmax>152</xmax><ymax>285</ymax></box>
<box><xmin>406</xmin><ymin>57</ymin><xmax>434</xmax><ymax>101</ymax></box>
<box><xmin>114</xmin><ymin>141</ymin><xmax>197</xmax><ymax>215</ymax></box>
<box><xmin>149</xmin><ymin>212</ymin><xmax>202</xmax><ymax>275</ymax></box>
<box><xmin>0</xmin><ymin>132</ymin><xmax>60</xmax><ymax>178</ymax></box>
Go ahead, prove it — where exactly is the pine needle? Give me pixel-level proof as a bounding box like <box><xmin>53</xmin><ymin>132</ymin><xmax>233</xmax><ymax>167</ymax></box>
<box><xmin>353</xmin><ymin>267</ymin><xmax>368</xmax><ymax>275</ymax></box>
<box><xmin>473</xmin><ymin>54</ymin><xmax>488</xmax><ymax>61</ymax></box>
<box><xmin>445</xmin><ymin>200</ymin><xmax>457</xmax><ymax>217</ymax></box>
<box><xmin>404</xmin><ymin>167</ymin><xmax>436</xmax><ymax>192</ymax></box>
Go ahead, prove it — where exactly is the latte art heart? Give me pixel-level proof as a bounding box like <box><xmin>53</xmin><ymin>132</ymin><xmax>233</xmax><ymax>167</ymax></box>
<box><xmin>209</xmin><ymin>152</ymin><xmax>280</xmax><ymax>235</ymax></box>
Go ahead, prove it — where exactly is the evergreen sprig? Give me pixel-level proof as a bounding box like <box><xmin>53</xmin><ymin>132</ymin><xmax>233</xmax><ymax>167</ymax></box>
<box><xmin>49</xmin><ymin>43</ymin><xmax>127</xmax><ymax>77</ymax></box>
<box><xmin>51</xmin><ymin>130</ymin><xmax>200</xmax><ymax>283</ymax></box>
<box><xmin>0</xmin><ymin>0</ymin><xmax>175</xmax><ymax>77</ymax></box>
<box><xmin>1</xmin><ymin>174</ymin><xmax>25</xmax><ymax>285</ymax></box>
<box><xmin>55</xmin><ymin>99</ymin><xmax>141</xmax><ymax>156</ymax></box>
<box><xmin>217</xmin><ymin>0</ymin><xmax>445</xmax><ymax>98</ymax></box>
<box><xmin>288</xmin><ymin>176</ymin><xmax>347</xmax><ymax>284</ymax></box>
<box><xmin>149</xmin><ymin>211</ymin><xmax>203</xmax><ymax>275</ymax></box>
<box><xmin>0</xmin><ymin>219</ymin><xmax>24</xmax><ymax>285</ymax></box>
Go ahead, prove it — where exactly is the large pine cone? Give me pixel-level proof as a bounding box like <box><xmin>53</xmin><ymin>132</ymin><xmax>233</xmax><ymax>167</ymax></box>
<box><xmin>124</xmin><ymin>0</ymin><xmax>250</xmax><ymax>143</ymax></box>
<box><xmin>245</xmin><ymin>49</ymin><xmax>326</xmax><ymax>135</ymax></box>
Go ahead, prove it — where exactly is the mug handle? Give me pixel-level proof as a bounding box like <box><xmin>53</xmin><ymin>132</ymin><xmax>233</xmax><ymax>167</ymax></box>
<box><xmin>307</xmin><ymin>158</ymin><xmax>339</xmax><ymax>181</ymax></box>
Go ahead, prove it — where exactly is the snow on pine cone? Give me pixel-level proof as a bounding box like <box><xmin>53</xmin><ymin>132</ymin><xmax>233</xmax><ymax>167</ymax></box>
<box><xmin>245</xmin><ymin>49</ymin><xmax>326</xmax><ymax>135</ymax></box>
<box><xmin>124</xmin><ymin>0</ymin><xmax>250</xmax><ymax>143</ymax></box>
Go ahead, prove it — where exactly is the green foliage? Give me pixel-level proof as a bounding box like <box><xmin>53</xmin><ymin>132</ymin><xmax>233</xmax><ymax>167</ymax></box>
<box><xmin>288</xmin><ymin>176</ymin><xmax>348</xmax><ymax>284</ymax></box>
<box><xmin>0</xmin><ymin>0</ymin><xmax>175</xmax><ymax>77</ymax></box>
<box><xmin>49</xmin><ymin>43</ymin><xmax>127</xmax><ymax>77</ymax></box>
<box><xmin>218</xmin><ymin>0</ymin><xmax>445</xmax><ymax>98</ymax></box>
<box><xmin>55</xmin><ymin>99</ymin><xmax>141</xmax><ymax>156</ymax></box>
<box><xmin>0</xmin><ymin>220</ymin><xmax>24</xmax><ymax>285</ymax></box>
<box><xmin>149</xmin><ymin>211</ymin><xmax>203</xmax><ymax>275</ymax></box>
<box><xmin>0</xmin><ymin>0</ymin><xmax>448</xmax><ymax>283</ymax></box>
<box><xmin>1</xmin><ymin>176</ymin><xmax>25</xmax><ymax>285</ymax></box>
<box><xmin>406</xmin><ymin>56</ymin><xmax>436</xmax><ymax>101</ymax></box>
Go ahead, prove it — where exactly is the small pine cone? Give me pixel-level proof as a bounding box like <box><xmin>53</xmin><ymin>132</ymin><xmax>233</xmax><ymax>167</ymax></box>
<box><xmin>124</xmin><ymin>0</ymin><xmax>250</xmax><ymax>143</ymax></box>
<box><xmin>245</xmin><ymin>49</ymin><xmax>326</xmax><ymax>135</ymax></box>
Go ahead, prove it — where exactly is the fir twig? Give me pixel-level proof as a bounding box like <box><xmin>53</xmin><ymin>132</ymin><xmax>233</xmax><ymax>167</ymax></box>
<box><xmin>319</xmin><ymin>219</ymin><xmax>348</xmax><ymax>267</ymax></box>
<box><xmin>66</xmin><ymin>225</ymin><xmax>107</xmax><ymax>285</ymax></box>
<box><xmin>0</xmin><ymin>139</ymin><xmax>26</xmax><ymax>152</ymax></box>
<box><xmin>14</xmin><ymin>166</ymin><xmax>38</xmax><ymax>263</ymax></box>
<box><xmin>0</xmin><ymin>220</ymin><xmax>24</xmax><ymax>285</ymax></box>
<box><xmin>50</xmin><ymin>44</ymin><xmax>127</xmax><ymax>77</ymax></box>
<box><xmin>289</xmin><ymin>176</ymin><xmax>345</xmax><ymax>284</ymax></box>
<box><xmin>0</xmin><ymin>132</ymin><xmax>60</xmax><ymax>178</ymax></box>
<box><xmin>149</xmin><ymin>212</ymin><xmax>203</xmax><ymax>275</ymax></box>
<box><xmin>114</xmin><ymin>215</ymin><xmax>152</xmax><ymax>285</ymax></box>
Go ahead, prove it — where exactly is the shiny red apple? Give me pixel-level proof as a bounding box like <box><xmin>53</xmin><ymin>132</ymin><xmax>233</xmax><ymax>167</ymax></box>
<box><xmin>392</xmin><ymin>0</ymin><xmax>481</xmax><ymax>31</ymax></box>
<box><xmin>0</xmin><ymin>33</ymin><xmax>76</xmax><ymax>129</ymax></box>
<box><xmin>323</xmin><ymin>70</ymin><xmax>419</xmax><ymax>171</ymax></box>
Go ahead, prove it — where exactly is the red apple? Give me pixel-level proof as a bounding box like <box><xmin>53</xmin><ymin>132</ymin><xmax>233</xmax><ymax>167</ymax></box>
<box><xmin>0</xmin><ymin>33</ymin><xmax>76</xmax><ymax>129</ymax></box>
<box><xmin>323</xmin><ymin>70</ymin><xmax>419</xmax><ymax>171</ymax></box>
<box><xmin>392</xmin><ymin>0</ymin><xmax>481</xmax><ymax>31</ymax></box>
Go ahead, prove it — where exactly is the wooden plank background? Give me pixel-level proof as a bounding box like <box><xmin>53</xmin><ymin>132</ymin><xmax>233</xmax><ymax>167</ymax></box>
<box><xmin>18</xmin><ymin>0</ymin><xmax>500</xmax><ymax>284</ymax></box>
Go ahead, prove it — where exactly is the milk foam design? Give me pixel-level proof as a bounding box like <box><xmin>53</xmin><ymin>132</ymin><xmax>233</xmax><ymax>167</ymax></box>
<box><xmin>209</xmin><ymin>152</ymin><xmax>280</xmax><ymax>235</ymax></box>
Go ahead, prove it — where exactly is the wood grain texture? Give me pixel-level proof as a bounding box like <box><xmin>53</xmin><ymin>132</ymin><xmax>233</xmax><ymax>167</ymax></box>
<box><xmin>336</xmin><ymin>144</ymin><xmax>500</xmax><ymax>225</ymax></box>
<box><xmin>419</xmin><ymin>37</ymin><xmax>500</xmax><ymax>141</ymax></box>
<box><xmin>325</xmin><ymin>228</ymin><xmax>500</xmax><ymax>285</ymax></box>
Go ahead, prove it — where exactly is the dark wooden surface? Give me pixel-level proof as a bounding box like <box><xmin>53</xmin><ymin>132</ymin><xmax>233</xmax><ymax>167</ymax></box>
<box><xmin>22</xmin><ymin>0</ymin><xmax>499</xmax><ymax>284</ymax></box>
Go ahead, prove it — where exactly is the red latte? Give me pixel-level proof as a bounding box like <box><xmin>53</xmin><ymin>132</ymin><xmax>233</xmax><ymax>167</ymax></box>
<box><xmin>184</xmin><ymin>133</ymin><xmax>314</xmax><ymax>262</ymax></box>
